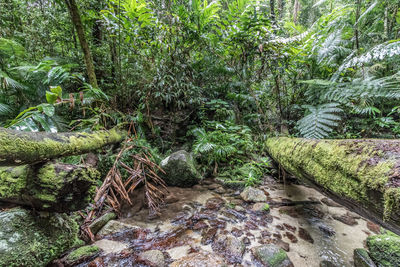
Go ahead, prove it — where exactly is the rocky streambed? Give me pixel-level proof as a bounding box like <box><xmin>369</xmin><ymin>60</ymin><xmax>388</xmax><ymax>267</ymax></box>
<box><xmin>63</xmin><ymin>175</ymin><xmax>388</xmax><ymax>267</ymax></box>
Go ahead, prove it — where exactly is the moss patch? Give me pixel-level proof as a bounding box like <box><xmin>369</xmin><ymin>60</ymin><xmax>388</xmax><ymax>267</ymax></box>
<box><xmin>0</xmin><ymin>208</ymin><xmax>80</xmax><ymax>267</ymax></box>
<box><xmin>266</xmin><ymin>137</ymin><xmax>400</xmax><ymax>220</ymax></box>
<box><xmin>367</xmin><ymin>233</ymin><xmax>400</xmax><ymax>267</ymax></box>
<box><xmin>66</xmin><ymin>245</ymin><xmax>100</xmax><ymax>264</ymax></box>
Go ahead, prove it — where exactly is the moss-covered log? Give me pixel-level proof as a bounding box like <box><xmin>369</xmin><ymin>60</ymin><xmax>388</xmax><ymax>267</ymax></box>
<box><xmin>0</xmin><ymin>162</ymin><xmax>99</xmax><ymax>212</ymax></box>
<box><xmin>266</xmin><ymin>137</ymin><xmax>400</xmax><ymax>233</ymax></box>
<box><xmin>0</xmin><ymin>127</ymin><xmax>126</xmax><ymax>166</ymax></box>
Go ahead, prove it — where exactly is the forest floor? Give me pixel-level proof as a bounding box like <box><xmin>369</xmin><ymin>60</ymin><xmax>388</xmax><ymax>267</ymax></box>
<box><xmin>76</xmin><ymin>176</ymin><xmax>379</xmax><ymax>267</ymax></box>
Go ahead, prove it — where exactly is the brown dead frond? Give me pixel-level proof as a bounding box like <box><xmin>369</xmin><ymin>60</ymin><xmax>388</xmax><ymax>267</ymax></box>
<box><xmin>81</xmin><ymin>134</ymin><xmax>168</xmax><ymax>242</ymax></box>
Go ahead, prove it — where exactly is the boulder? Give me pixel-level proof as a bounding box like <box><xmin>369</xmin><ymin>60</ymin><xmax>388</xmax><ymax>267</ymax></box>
<box><xmin>252</xmin><ymin>244</ymin><xmax>293</xmax><ymax>267</ymax></box>
<box><xmin>160</xmin><ymin>150</ymin><xmax>202</xmax><ymax>187</ymax></box>
<box><xmin>89</xmin><ymin>212</ymin><xmax>116</xmax><ymax>235</ymax></box>
<box><xmin>212</xmin><ymin>235</ymin><xmax>245</xmax><ymax>263</ymax></box>
<box><xmin>367</xmin><ymin>232</ymin><xmax>400</xmax><ymax>267</ymax></box>
<box><xmin>240</xmin><ymin>186</ymin><xmax>267</xmax><ymax>202</ymax></box>
<box><xmin>97</xmin><ymin>220</ymin><xmax>135</xmax><ymax>236</ymax></box>
<box><xmin>353</xmin><ymin>248</ymin><xmax>376</xmax><ymax>267</ymax></box>
<box><xmin>138</xmin><ymin>250</ymin><xmax>165</xmax><ymax>267</ymax></box>
<box><xmin>0</xmin><ymin>207</ymin><xmax>80</xmax><ymax>267</ymax></box>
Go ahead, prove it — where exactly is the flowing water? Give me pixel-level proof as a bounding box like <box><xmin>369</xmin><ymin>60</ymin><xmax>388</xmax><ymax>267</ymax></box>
<box><xmin>80</xmin><ymin>176</ymin><xmax>379</xmax><ymax>266</ymax></box>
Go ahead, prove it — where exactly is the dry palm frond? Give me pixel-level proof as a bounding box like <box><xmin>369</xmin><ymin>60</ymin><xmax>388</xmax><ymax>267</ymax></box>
<box><xmin>81</xmin><ymin>132</ymin><xmax>168</xmax><ymax>241</ymax></box>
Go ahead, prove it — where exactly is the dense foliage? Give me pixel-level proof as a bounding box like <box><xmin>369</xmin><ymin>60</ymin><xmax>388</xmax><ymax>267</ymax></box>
<box><xmin>1</xmin><ymin>0</ymin><xmax>400</xmax><ymax>179</ymax></box>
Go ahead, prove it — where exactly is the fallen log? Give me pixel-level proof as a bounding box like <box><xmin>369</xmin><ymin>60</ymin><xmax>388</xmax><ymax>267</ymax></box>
<box><xmin>266</xmin><ymin>137</ymin><xmax>400</xmax><ymax>234</ymax></box>
<box><xmin>0</xmin><ymin>127</ymin><xmax>126</xmax><ymax>166</ymax></box>
<box><xmin>0</xmin><ymin>162</ymin><xmax>100</xmax><ymax>212</ymax></box>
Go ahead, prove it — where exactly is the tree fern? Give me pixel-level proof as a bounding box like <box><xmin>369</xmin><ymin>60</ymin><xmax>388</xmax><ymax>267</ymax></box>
<box><xmin>297</xmin><ymin>103</ymin><xmax>342</xmax><ymax>139</ymax></box>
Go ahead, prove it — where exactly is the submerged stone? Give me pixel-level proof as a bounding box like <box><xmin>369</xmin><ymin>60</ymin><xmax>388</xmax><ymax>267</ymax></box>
<box><xmin>160</xmin><ymin>150</ymin><xmax>202</xmax><ymax>187</ymax></box>
<box><xmin>0</xmin><ymin>207</ymin><xmax>80</xmax><ymax>267</ymax></box>
<box><xmin>212</xmin><ymin>235</ymin><xmax>245</xmax><ymax>264</ymax></box>
<box><xmin>138</xmin><ymin>249</ymin><xmax>165</xmax><ymax>267</ymax></box>
<box><xmin>170</xmin><ymin>250</ymin><xmax>226</xmax><ymax>267</ymax></box>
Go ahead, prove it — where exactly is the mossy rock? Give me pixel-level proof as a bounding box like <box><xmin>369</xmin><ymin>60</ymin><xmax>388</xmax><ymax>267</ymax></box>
<box><xmin>251</xmin><ymin>244</ymin><xmax>293</xmax><ymax>267</ymax></box>
<box><xmin>65</xmin><ymin>245</ymin><xmax>101</xmax><ymax>265</ymax></box>
<box><xmin>353</xmin><ymin>248</ymin><xmax>376</xmax><ymax>267</ymax></box>
<box><xmin>160</xmin><ymin>150</ymin><xmax>202</xmax><ymax>187</ymax></box>
<box><xmin>0</xmin><ymin>207</ymin><xmax>80</xmax><ymax>267</ymax></box>
<box><xmin>367</xmin><ymin>233</ymin><xmax>400</xmax><ymax>267</ymax></box>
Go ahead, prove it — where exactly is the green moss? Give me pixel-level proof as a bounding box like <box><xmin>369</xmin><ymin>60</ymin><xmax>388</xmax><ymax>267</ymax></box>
<box><xmin>66</xmin><ymin>245</ymin><xmax>100</xmax><ymax>263</ymax></box>
<box><xmin>263</xmin><ymin>204</ymin><xmax>270</xmax><ymax>211</ymax></box>
<box><xmin>0</xmin><ymin>208</ymin><xmax>80</xmax><ymax>267</ymax></box>
<box><xmin>0</xmin><ymin>127</ymin><xmax>126</xmax><ymax>165</ymax></box>
<box><xmin>267</xmin><ymin>249</ymin><xmax>288</xmax><ymax>267</ymax></box>
<box><xmin>367</xmin><ymin>233</ymin><xmax>400</xmax><ymax>267</ymax></box>
<box><xmin>266</xmin><ymin>137</ymin><xmax>399</xmax><ymax>220</ymax></box>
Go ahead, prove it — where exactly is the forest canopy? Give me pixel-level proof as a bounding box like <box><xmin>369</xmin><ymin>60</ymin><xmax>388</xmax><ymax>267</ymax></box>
<box><xmin>1</xmin><ymin>0</ymin><xmax>400</xmax><ymax>144</ymax></box>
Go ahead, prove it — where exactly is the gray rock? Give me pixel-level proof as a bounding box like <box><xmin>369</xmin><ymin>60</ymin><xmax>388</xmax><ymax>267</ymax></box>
<box><xmin>240</xmin><ymin>186</ymin><xmax>267</xmax><ymax>202</ymax></box>
<box><xmin>0</xmin><ymin>207</ymin><xmax>80</xmax><ymax>267</ymax></box>
<box><xmin>213</xmin><ymin>235</ymin><xmax>245</xmax><ymax>264</ymax></box>
<box><xmin>97</xmin><ymin>220</ymin><xmax>136</xmax><ymax>236</ymax></box>
<box><xmin>89</xmin><ymin>212</ymin><xmax>116</xmax><ymax>234</ymax></box>
<box><xmin>138</xmin><ymin>249</ymin><xmax>165</xmax><ymax>267</ymax></box>
<box><xmin>252</xmin><ymin>244</ymin><xmax>293</xmax><ymax>267</ymax></box>
<box><xmin>160</xmin><ymin>150</ymin><xmax>202</xmax><ymax>187</ymax></box>
<box><xmin>353</xmin><ymin>249</ymin><xmax>376</xmax><ymax>267</ymax></box>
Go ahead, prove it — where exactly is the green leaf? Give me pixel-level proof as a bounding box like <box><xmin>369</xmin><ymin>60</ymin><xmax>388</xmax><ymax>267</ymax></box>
<box><xmin>37</xmin><ymin>104</ymin><xmax>55</xmax><ymax>117</ymax></box>
<box><xmin>46</xmin><ymin>91</ymin><xmax>58</xmax><ymax>104</ymax></box>
<box><xmin>50</xmin><ymin>86</ymin><xmax>62</xmax><ymax>97</ymax></box>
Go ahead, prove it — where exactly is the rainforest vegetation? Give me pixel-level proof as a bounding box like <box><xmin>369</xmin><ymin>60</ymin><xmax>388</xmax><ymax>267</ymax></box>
<box><xmin>1</xmin><ymin>0</ymin><xmax>400</xmax><ymax>266</ymax></box>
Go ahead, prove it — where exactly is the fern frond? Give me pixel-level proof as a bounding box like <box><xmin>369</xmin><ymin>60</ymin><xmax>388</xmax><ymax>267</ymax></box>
<box><xmin>297</xmin><ymin>103</ymin><xmax>342</xmax><ymax>139</ymax></box>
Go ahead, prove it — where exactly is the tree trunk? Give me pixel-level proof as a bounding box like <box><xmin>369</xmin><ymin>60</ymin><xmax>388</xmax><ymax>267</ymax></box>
<box><xmin>266</xmin><ymin>137</ymin><xmax>400</xmax><ymax>235</ymax></box>
<box><xmin>0</xmin><ymin>127</ymin><xmax>126</xmax><ymax>166</ymax></box>
<box><xmin>0</xmin><ymin>162</ymin><xmax>99</xmax><ymax>212</ymax></box>
<box><xmin>64</xmin><ymin>0</ymin><xmax>98</xmax><ymax>88</ymax></box>
<box><xmin>354</xmin><ymin>0</ymin><xmax>361</xmax><ymax>51</ymax></box>
<box><xmin>293</xmin><ymin>0</ymin><xmax>300</xmax><ymax>24</ymax></box>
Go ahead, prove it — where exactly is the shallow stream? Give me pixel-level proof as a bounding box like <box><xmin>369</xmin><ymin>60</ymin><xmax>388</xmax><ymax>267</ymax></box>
<box><xmin>82</xmin><ymin>176</ymin><xmax>380</xmax><ymax>266</ymax></box>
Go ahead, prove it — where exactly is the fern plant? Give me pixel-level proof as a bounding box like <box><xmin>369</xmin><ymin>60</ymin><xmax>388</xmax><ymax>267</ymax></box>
<box><xmin>297</xmin><ymin>103</ymin><xmax>342</xmax><ymax>139</ymax></box>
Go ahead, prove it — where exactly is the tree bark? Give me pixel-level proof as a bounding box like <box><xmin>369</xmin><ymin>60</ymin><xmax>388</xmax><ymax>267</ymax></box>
<box><xmin>293</xmin><ymin>0</ymin><xmax>300</xmax><ymax>24</ymax></box>
<box><xmin>0</xmin><ymin>127</ymin><xmax>126</xmax><ymax>166</ymax></box>
<box><xmin>0</xmin><ymin>163</ymin><xmax>99</xmax><ymax>212</ymax></box>
<box><xmin>266</xmin><ymin>137</ymin><xmax>400</xmax><ymax>234</ymax></box>
<box><xmin>64</xmin><ymin>0</ymin><xmax>98</xmax><ymax>88</ymax></box>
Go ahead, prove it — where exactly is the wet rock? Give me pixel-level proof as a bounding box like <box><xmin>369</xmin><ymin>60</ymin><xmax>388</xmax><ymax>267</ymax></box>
<box><xmin>273</xmin><ymin>232</ymin><xmax>282</xmax><ymax>239</ymax></box>
<box><xmin>221</xmin><ymin>208</ymin><xmax>247</xmax><ymax>221</ymax></box>
<box><xmin>285</xmin><ymin>232</ymin><xmax>298</xmax><ymax>243</ymax></box>
<box><xmin>366</xmin><ymin>221</ymin><xmax>380</xmax><ymax>234</ymax></box>
<box><xmin>320</xmin><ymin>260</ymin><xmax>338</xmax><ymax>267</ymax></box>
<box><xmin>215</xmin><ymin>187</ymin><xmax>226</xmax><ymax>194</ymax></box>
<box><xmin>279</xmin><ymin>206</ymin><xmax>300</xmax><ymax>218</ymax></box>
<box><xmin>234</xmin><ymin>205</ymin><xmax>245</xmax><ymax>212</ymax></box>
<box><xmin>231</xmin><ymin>227</ymin><xmax>244</xmax><ymax>237</ymax></box>
<box><xmin>160</xmin><ymin>150</ymin><xmax>202</xmax><ymax>187</ymax></box>
<box><xmin>64</xmin><ymin>245</ymin><xmax>101</xmax><ymax>266</ymax></box>
<box><xmin>89</xmin><ymin>212</ymin><xmax>116</xmax><ymax>235</ymax></box>
<box><xmin>353</xmin><ymin>248</ymin><xmax>376</xmax><ymax>267</ymax></box>
<box><xmin>275</xmin><ymin>239</ymin><xmax>290</xmax><ymax>252</ymax></box>
<box><xmin>298</xmin><ymin>228</ymin><xmax>314</xmax><ymax>243</ymax></box>
<box><xmin>213</xmin><ymin>235</ymin><xmax>245</xmax><ymax>264</ymax></box>
<box><xmin>0</xmin><ymin>208</ymin><xmax>80</xmax><ymax>267</ymax></box>
<box><xmin>321</xmin><ymin>197</ymin><xmax>342</xmax><ymax>207</ymax></box>
<box><xmin>167</xmin><ymin>245</ymin><xmax>191</xmax><ymax>260</ymax></box>
<box><xmin>276</xmin><ymin>224</ymin><xmax>284</xmax><ymax>230</ymax></box>
<box><xmin>230</xmin><ymin>199</ymin><xmax>245</xmax><ymax>206</ymax></box>
<box><xmin>170</xmin><ymin>251</ymin><xmax>226</xmax><ymax>267</ymax></box>
<box><xmin>209</xmin><ymin>219</ymin><xmax>227</xmax><ymax>229</ymax></box>
<box><xmin>192</xmin><ymin>220</ymin><xmax>208</xmax><ymax>230</ymax></box>
<box><xmin>245</xmin><ymin>220</ymin><xmax>259</xmax><ymax>230</ymax></box>
<box><xmin>367</xmin><ymin>232</ymin><xmax>400</xmax><ymax>267</ymax></box>
<box><xmin>240</xmin><ymin>186</ymin><xmax>267</xmax><ymax>202</ymax></box>
<box><xmin>97</xmin><ymin>220</ymin><xmax>135</xmax><ymax>236</ymax></box>
<box><xmin>192</xmin><ymin>184</ymin><xmax>206</xmax><ymax>191</ymax></box>
<box><xmin>332</xmin><ymin>213</ymin><xmax>358</xmax><ymax>226</ymax></box>
<box><xmin>283</xmin><ymin>223</ymin><xmax>296</xmax><ymax>233</ymax></box>
<box><xmin>201</xmin><ymin>228</ymin><xmax>218</xmax><ymax>245</ymax></box>
<box><xmin>165</xmin><ymin>193</ymin><xmax>179</xmax><ymax>204</ymax></box>
<box><xmin>261</xmin><ymin>230</ymin><xmax>272</xmax><ymax>238</ymax></box>
<box><xmin>93</xmin><ymin>239</ymin><xmax>128</xmax><ymax>254</ymax></box>
<box><xmin>207</xmin><ymin>183</ymin><xmax>220</xmax><ymax>190</ymax></box>
<box><xmin>252</xmin><ymin>244</ymin><xmax>293</xmax><ymax>267</ymax></box>
<box><xmin>252</xmin><ymin>202</ymin><xmax>270</xmax><ymax>212</ymax></box>
<box><xmin>205</xmin><ymin>197</ymin><xmax>225</xmax><ymax>210</ymax></box>
<box><xmin>318</xmin><ymin>224</ymin><xmax>336</xmax><ymax>237</ymax></box>
<box><xmin>242</xmin><ymin>236</ymin><xmax>251</xmax><ymax>245</ymax></box>
<box><xmin>138</xmin><ymin>250</ymin><xmax>165</xmax><ymax>267</ymax></box>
